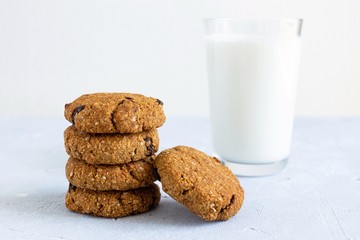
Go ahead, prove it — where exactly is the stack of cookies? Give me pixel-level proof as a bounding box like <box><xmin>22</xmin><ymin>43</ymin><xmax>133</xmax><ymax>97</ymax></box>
<box><xmin>63</xmin><ymin>93</ymin><xmax>166</xmax><ymax>218</ymax></box>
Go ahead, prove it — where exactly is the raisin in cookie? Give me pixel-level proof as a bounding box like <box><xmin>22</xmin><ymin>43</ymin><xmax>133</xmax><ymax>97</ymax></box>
<box><xmin>65</xmin><ymin>157</ymin><xmax>158</xmax><ymax>191</ymax></box>
<box><xmin>65</xmin><ymin>183</ymin><xmax>160</xmax><ymax>218</ymax></box>
<box><xmin>64</xmin><ymin>93</ymin><xmax>166</xmax><ymax>134</ymax></box>
<box><xmin>154</xmin><ymin>146</ymin><xmax>244</xmax><ymax>221</ymax></box>
<box><xmin>64</xmin><ymin>126</ymin><xmax>159</xmax><ymax>165</ymax></box>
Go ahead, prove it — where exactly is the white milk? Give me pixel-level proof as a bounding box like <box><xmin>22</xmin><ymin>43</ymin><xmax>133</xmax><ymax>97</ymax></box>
<box><xmin>206</xmin><ymin>35</ymin><xmax>301</xmax><ymax>164</ymax></box>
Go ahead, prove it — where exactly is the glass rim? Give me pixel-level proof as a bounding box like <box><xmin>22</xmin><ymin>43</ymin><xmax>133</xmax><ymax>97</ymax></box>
<box><xmin>203</xmin><ymin>17</ymin><xmax>303</xmax><ymax>25</ymax></box>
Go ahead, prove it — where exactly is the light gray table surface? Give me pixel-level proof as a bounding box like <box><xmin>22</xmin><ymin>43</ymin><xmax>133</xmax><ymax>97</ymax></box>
<box><xmin>0</xmin><ymin>116</ymin><xmax>359</xmax><ymax>240</ymax></box>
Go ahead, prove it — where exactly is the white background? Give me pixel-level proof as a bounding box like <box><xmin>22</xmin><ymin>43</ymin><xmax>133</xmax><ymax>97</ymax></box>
<box><xmin>0</xmin><ymin>0</ymin><xmax>359</xmax><ymax>117</ymax></box>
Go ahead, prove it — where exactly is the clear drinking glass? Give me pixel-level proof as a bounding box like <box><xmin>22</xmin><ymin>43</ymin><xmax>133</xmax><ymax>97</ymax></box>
<box><xmin>204</xmin><ymin>18</ymin><xmax>303</xmax><ymax>176</ymax></box>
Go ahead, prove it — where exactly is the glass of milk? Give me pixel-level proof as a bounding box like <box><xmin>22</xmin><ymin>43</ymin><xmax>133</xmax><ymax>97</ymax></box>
<box><xmin>204</xmin><ymin>18</ymin><xmax>302</xmax><ymax>176</ymax></box>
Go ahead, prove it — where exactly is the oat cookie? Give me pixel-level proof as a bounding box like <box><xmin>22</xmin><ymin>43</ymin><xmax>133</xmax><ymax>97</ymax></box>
<box><xmin>64</xmin><ymin>126</ymin><xmax>159</xmax><ymax>165</ymax></box>
<box><xmin>65</xmin><ymin>183</ymin><xmax>160</xmax><ymax>218</ymax></box>
<box><xmin>154</xmin><ymin>146</ymin><xmax>244</xmax><ymax>221</ymax></box>
<box><xmin>64</xmin><ymin>93</ymin><xmax>166</xmax><ymax>134</ymax></box>
<box><xmin>66</xmin><ymin>157</ymin><xmax>158</xmax><ymax>191</ymax></box>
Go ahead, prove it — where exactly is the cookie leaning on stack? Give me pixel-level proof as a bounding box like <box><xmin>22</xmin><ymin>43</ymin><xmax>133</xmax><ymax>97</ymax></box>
<box><xmin>154</xmin><ymin>146</ymin><xmax>244</xmax><ymax>221</ymax></box>
<box><xmin>63</xmin><ymin>93</ymin><xmax>166</xmax><ymax>218</ymax></box>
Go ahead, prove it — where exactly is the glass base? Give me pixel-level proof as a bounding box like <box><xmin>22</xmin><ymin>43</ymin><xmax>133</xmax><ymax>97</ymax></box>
<box><xmin>223</xmin><ymin>158</ymin><xmax>288</xmax><ymax>177</ymax></box>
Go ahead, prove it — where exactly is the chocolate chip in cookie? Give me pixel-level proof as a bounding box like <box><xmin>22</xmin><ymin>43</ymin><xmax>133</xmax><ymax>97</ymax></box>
<box><xmin>71</xmin><ymin>105</ymin><xmax>85</xmax><ymax>124</ymax></box>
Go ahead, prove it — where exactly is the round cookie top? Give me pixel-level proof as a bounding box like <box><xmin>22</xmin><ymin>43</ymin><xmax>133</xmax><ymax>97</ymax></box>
<box><xmin>64</xmin><ymin>93</ymin><xmax>166</xmax><ymax>134</ymax></box>
<box><xmin>154</xmin><ymin>146</ymin><xmax>244</xmax><ymax>221</ymax></box>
